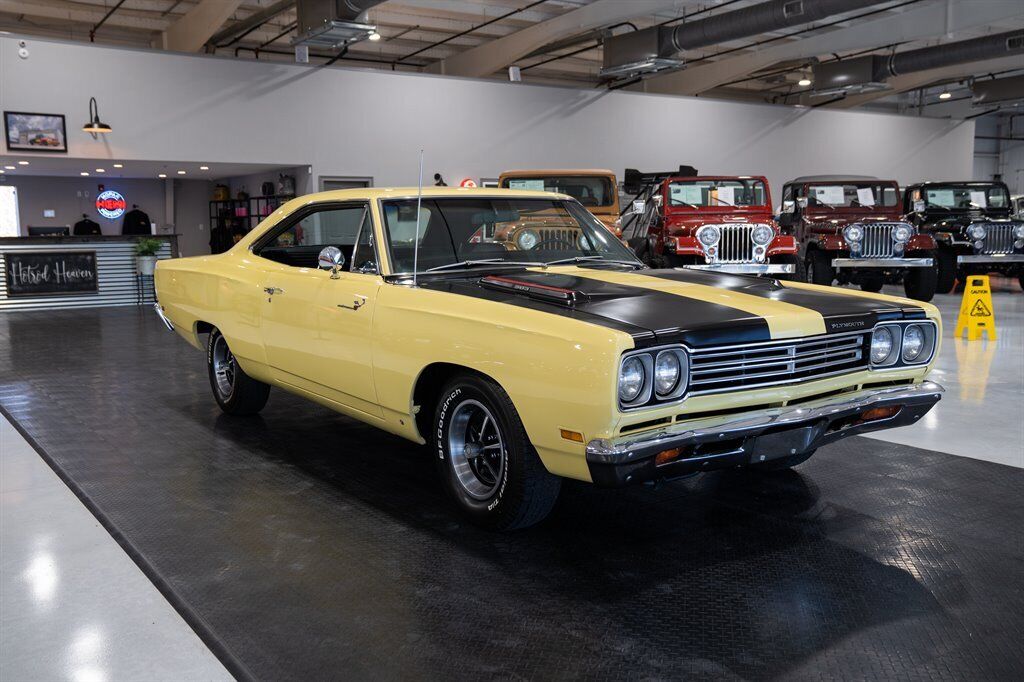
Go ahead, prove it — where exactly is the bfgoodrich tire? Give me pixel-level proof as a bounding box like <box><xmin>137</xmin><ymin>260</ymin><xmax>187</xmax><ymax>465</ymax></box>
<box><xmin>903</xmin><ymin>252</ymin><xmax>938</xmax><ymax>302</ymax></box>
<box><xmin>207</xmin><ymin>328</ymin><xmax>270</xmax><ymax>415</ymax></box>
<box><xmin>434</xmin><ymin>373</ymin><xmax>561</xmax><ymax>531</ymax></box>
<box><xmin>806</xmin><ymin>249</ymin><xmax>834</xmax><ymax>286</ymax></box>
<box><xmin>748</xmin><ymin>449</ymin><xmax>816</xmax><ymax>472</ymax></box>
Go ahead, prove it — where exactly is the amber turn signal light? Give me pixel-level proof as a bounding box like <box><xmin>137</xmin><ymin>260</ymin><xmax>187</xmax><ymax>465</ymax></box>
<box><xmin>860</xmin><ymin>406</ymin><xmax>901</xmax><ymax>422</ymax></box>
<box><xmin>560</xmin><ymin>429</ymin><xmax>584</xmax><ymax>443</ymax></box>
<box><xmin>654</xmin><ymin>448</ymin><xmax>683</xmax><ymax>466</ymax></box>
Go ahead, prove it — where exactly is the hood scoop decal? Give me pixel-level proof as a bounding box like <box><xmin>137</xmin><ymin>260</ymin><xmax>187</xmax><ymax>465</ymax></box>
<box><xmin>480</xmin><ymin>275</ymin><xmax>587</xmax><ymax>306</ymax></box>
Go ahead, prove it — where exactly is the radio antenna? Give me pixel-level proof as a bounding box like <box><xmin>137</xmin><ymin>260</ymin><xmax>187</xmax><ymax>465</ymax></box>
<box><xmin>412</xmin><ymin>148</ymin><xmax>424</xmax><ymax>287</ymax></box>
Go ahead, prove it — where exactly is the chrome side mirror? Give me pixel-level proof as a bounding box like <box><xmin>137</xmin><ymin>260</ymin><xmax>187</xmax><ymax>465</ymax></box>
<box><xmin>318</xmin><ymin>246</ymin><xmax>345</xmax><ymax>279</ymax></box>
<box><xmin>781</xmin><ymin>200</ymin><xmax>795</xmax><ymax>214</ymax></box>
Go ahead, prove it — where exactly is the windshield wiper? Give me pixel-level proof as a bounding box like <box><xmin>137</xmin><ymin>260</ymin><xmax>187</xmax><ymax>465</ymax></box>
<box><xmin>542</xmin><ymin>256</ymin><xmax>642</xmax><ymax>268</ymax></box>
<box><xmin>425</xmin><ymin>259</ymin><xmax>535</xmax><ymax>273</ymax></box>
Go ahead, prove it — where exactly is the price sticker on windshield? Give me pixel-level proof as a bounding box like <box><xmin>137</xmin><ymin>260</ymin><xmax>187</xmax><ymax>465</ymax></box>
<box><xmin>969</xmin><ymin>191</ymin><xmax>987</xmax><ymax>208</ymax></box>
<box><xmin>856</xmin><ymin>188</ymin><xmax>875</xmax><ymax>207</ymax></box>
<box><xmin>814</xmin><ymin>186</ymin><xmax>846</xmax><ymax>206</ymax></box>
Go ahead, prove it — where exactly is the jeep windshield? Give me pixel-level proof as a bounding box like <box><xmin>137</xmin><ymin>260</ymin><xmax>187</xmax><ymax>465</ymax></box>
<box><xmin>805</xmin><ymin>183</ymin><xmax>898</xmax><ymax>209</ymax></box>
<box><xmin>382</xmin><ymin>197</ymin><xmax>640</xmax><ymax>275</ymax></box>
<box><xmin>913</xmin><ymin>184</ymin><xmax>1010</xmax><ymax>211</ymax></box>
<box><xmin>668</xmin><ymin>179</ymin><xmax>767</xmax><ymax>208</ymax></box>
<box><xmin>500</xmin><ymin>175</ymin><xmax>616</xmax><ymax>209</ymax></box>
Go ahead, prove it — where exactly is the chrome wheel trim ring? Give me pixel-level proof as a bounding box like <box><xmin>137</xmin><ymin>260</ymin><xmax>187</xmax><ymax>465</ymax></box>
<box><xmin>447</xmin><ymin>399</ymin><xmax>506</xmax><ymax>501</ymax></box>
<box><xmin>211</xmin><ymin>335</ymin><xmax>236</xmax><ymax>400</ymax></box>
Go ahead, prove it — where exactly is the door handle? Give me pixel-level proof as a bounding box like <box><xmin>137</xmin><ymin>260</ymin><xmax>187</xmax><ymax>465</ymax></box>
<box><xmin>337</xmin><ymin>295</ymin><xmax>367</xmax><ymax>311</ymax></box>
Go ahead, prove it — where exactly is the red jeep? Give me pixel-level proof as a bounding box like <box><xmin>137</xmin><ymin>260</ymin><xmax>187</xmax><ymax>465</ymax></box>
<box><xmin>778</xmin><ymin>176</ymin><xmax>937</xmax><ymax>302</ymax></box>
<box><xmin>622</xmin><ymin>167</ymin><xmax>800</xmax><ymax>277</ymax></box>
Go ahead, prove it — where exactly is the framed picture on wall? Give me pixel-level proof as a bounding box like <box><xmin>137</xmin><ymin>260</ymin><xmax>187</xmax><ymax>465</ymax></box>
<box><xmin>4</xmin><ymin>111</ymin><xmax>68</xmax><ymax>153</ymax></box>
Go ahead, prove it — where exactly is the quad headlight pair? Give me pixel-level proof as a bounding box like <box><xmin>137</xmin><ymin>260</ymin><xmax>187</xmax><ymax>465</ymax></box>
<box><xmin>618</xmin><ymin>346</ymin><xmax>689</xmax><ymax>409</ymax></box>
<box><xmin>870</xmin><ymin>322</ymin><xmax>937</xmax><ymax>368</ymax></box>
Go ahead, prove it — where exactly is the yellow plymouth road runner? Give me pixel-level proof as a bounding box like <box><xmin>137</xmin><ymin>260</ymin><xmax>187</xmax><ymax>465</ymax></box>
<box><xmin>154</xmin><ymin>187</ymin><xmax>943</xmax><ymax>530</ymax></box>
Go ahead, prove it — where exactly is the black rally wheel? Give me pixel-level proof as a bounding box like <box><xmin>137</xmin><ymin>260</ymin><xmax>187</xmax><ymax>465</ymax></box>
<box><xmin>434</xmin><ymin>373</ymin><xmax>561</xmax><ymax>531</ymax></box>
<box><xmin>207</xmin><ymin>328</ymin><xmax>270</xmax><ymax>415</ymax></box>
<box><xmin>806</xmin><ymin>249</ymin><xmax>835</xmax><ymax>286</ymax></box>
<box><xmin>903</xmin><ymin>251</ymin><xmax>938</xmax><ymax>302</ymax></box>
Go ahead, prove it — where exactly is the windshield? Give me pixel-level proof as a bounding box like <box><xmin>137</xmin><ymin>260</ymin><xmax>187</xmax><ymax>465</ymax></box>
<box><xmin>912</xmin><ymin>185</ymin><xmax>1009</xmax><ymax>210</ymax></box>
<box><xmin>805</xmin><ymin>183</ymin><xmax>898</xmax><ymax>208</ymax></box>
<box><xmin>668</xmin><ymin>179</ymin><xmax>767</xmax><ymax>207</ymax></box>
<box><xmin>501</xmin><ymin>176</ymin><xmax>615</xmax><ymax>208</ymax></box>
<box><xmin>381</xmin><ymin>197</ymin><xmax>638</xmax><ymax>274</ymax></box>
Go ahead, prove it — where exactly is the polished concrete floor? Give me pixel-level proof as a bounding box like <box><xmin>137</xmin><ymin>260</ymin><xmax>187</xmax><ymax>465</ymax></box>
<box><xmin>1</xmin><ymin>284</ymin><xmax>1022</xmax><ymax>680</ymax></box>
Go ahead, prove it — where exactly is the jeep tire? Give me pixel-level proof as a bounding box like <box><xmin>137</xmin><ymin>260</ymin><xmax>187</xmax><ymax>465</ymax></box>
<box><xmin>806</xmin><ymin>249</ymin><xmax>835</xmax><ymax>286</ymax></box>
<box><xmin>903</xmin><ymin>251</ymin><xmax>938</xmax><ymax>301</ymax></box>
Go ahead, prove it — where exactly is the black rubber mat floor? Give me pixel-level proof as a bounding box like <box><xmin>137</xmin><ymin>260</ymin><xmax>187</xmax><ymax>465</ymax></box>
<box><xmin>1</xmin><ymin>307</ymin><xmax>1022</xmax><ymax>680</ymax></box>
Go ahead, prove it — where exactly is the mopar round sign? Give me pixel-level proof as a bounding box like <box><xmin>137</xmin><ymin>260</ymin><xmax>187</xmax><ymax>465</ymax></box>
<box><xmin>95</xmin><ymin>190</ymin><xmax>126</xmax><ymax>220</ymax></box>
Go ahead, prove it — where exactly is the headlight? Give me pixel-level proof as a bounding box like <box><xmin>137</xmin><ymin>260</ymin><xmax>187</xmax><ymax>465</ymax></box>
<box><xmin>516</xmin><ymin>229</ymin><xmax>539</xmax><ymax>250</ymax></box>
<box><xmin>892</xmin><ymin>224</ymin><xmax>912</xmax><ymax>243</ymax></box>
<box><xmin>618</xmin><ymin>356</ymin><xmax>645</xmax><ymax>403</ymax></box>
<box><xmin>902</xmin><ymin>324</ymin><xmax>925</xmax><ymax>362</ymax></box>
<box><xmin>1014</xmin><ymin>224</ymin><xmax>1024</xmax><ymax>239</ymax></box>
<box><xmin>697</xmin><ymin>226</ymin><xmax>720</xmax><ymax>247</ymax></box>
<box><xmin>967</xmin><ymin>224</ymin><xmax>987</xmax><ymax>240</ymax></box>
<box><xmin>843</xmin><ymin>225</ymin><xmax>863</xmax><ymax>243</ymax></box>
<box><xmin>751</xmin><ymin>225</ymin><xmax>773</xmax><ymax>246</ymax></box>
<box><xmin>870</xmin><ymin>326</ymin><xmax>899</xmax><ymax>366</ymax></box>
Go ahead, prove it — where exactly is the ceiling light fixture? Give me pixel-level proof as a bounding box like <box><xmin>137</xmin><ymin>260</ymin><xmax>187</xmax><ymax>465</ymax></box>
<box><xmin>798</xmin><ymin>77</ymin><xmax>812</xmax><ymax>87</ymax></box>
<box><xmin>177</xmin><ymin>170</ymin><xmax>186</xmax><ymax>175</ymax></box>
<box><xmin>113</xmin><ymin>163</ymin><xmax>123</xmax><ymax>168</ymax></box>
<box><xmin>80</xmin><ymin>171</ymin><xmax>90</xmax><ymax>176</ymax></box>
<box><xmin>95</xmin><ymin>168</ymin><xmax>105</xmax><ymax>173</ymax></box>
<box><xmin>82</xmin><ymin>96</ymin><xmax>112</xmax><ymax>138</ymax></box>
<box><xmin>4</xmin><ymin>165</ymin><xmax>15</xmax><ymax>170</ymax></box>
<box><xmin>368</xmin><ymin>31</ymin><xmax>381</xmax><ymax>42</ymax></box>
<box><xmin>939</xmin><ymin>91</ymin><xmax>952</xmax><ymax>100</ymax></box>
<box><xmin>199</xmin><ymin>165</ymin><xmax>209</xmax><ymax>171</ymax></box>
<box><xmin>17</xmin><ymin>160</ymin><xmax>29</xmax><ymax>165</ymax></box>
<box><xmin>158</xmin><ymin>173</ymin><xmax>167</xmax><ymax>178</ymax></box>
<box><xmin>0</xmin><ymin>170</ymin><xmax>5</xmax><ymax>174</ymax></box>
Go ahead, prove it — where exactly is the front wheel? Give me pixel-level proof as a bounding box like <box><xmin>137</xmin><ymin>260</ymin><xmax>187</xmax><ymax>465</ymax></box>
<box><xmin>935</xmin><ymin>247</ymin><xmax>957</xmax><ymax>294</ymax></box>
<box><xmin>207</xmin><ymin>329</ymin><xmax>270</xmax><ymax>415</ymax></box>
<box><xmin>434</xmin><ymin>373</ymin><xmax>561</xmax><ymax>531</ymax></box>
<box><xmin>859</xmin><ymin>274</ymin><xmax>884</xmax><ymax>293</ymax></box>
<box><xmin>771</xmin><ymin>254</ymin><xmax>805</xmax><ymax>281</ymax></box>
<box><xmin>903</xmin><ymin>252</ymin><xmax>938</xmax><ymax>301</ymax></box>
<box><xmin>806</xmin><ymin>249</ymin><xmax>834</xmax><ymax>286</ymax></box>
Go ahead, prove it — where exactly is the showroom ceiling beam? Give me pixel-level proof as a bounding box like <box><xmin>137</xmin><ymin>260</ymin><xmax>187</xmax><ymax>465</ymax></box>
<box><xmin>425</xmin><ymin>0</ymin><xmax>691</xmax><ymax>77</ymax></box>
<box><xmin>822</xmin><ymin>54</ymin><xmax>1024</xmax><ymax>108</ymax></box>
<box><xmin>207</xmin><ymin>0</ymin><xmax>295</xmax><ymax>49</ymax></box>
<box><xmin>162</xmin><ymin>0</ymin><xmax>245</xmax><ymax>52</ymax></box>
<box><xmin>0</xmin><ymin>0</ymin><xmax>168</xmax><ymax>33</ymax></box>
<box><xmin>631</xmin><ymin>0</ymin><xmax>1024</xmax><ymax>96</ymax></box>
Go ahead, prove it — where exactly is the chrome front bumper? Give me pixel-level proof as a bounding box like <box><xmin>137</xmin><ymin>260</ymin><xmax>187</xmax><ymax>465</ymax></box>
<box><xmin>153</xmin><ymin>302</ymin><xmax>175</xmax><ymax>331</ymax></box>
<box><xmin>586</xmin><ymin>381</ymin><xmax>943</xmax><ymax>486</ymax></box>
<box><xmin>832</xmin><ymin>258</ymin><xmax>933</xmax><ymax>268</ymax></box>
<box><xmin>681</xmin><ymin>263</ymin><xmax>795</xmax><ymax>274</ymax></box>
<box><xmin>957</xmin><ymin>254</ymin><xmax>1024</xmax><ymax>264</ymax></box>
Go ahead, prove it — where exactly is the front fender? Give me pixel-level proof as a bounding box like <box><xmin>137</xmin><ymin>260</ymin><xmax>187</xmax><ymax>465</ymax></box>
<box><xmin>670</xmin><ymin>235</ymin><xmax>704</xmax><ymax>256</ymax></box>
<box><xmin>906</xmin><ymin>233</ymin><xmax>937</xmax><ymax>252</ymax></box>
<box><xmin>767</xmin><ymin>234</ymin><xmax>799</xmax><ymax>256</ymax></box>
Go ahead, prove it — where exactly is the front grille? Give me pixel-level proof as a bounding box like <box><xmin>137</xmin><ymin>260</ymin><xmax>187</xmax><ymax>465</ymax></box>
<box><xmin>979</xmin><ymin>222</ymin><xmax>1016</xmax><ymax>254</ymax></box>
<box><xmin>536</xmin><ymin>227</ymin><xmax>577</xmax><ymax>250</ymax></box>
<box><xmin>857</xmin><ymin>222</ymin><xmax>899</xmax><ymax>258</ymax></box>
<box><xmin>716</xmin><ymin>224</ymin><xmax>757</xmax><ymax>263</ymax></box>
<box><xmin>688</xmin><ymin>331</ymin><xmax>870</xmax><ymax>395</ymax></box>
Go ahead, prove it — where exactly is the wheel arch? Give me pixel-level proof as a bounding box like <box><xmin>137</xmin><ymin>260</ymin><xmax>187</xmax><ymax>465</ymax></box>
<box><xmin>411</xmin><ymin>362</ymin><xmax>509</xmax><ymax>444</ymax></box>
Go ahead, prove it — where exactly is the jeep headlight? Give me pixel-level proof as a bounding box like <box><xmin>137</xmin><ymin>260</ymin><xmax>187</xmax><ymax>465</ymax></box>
<box><xmin>1014</xmin><ymin>224</ymin><xmax>1024</xmax><ymax>239</ymax></box>
<box><xmin>843</xmin><ymin>225</ymin><xmax>864</xmax><ymax>243</ymax></box>
<box><xmin>516</xmin><ymin>229</ymin><xmax>539</xmax><ymax>250</ymax></box>
<box><xmin>967</xmin><ymin>224</ymin><xmax>987</xmax><ymax>240</ymax></box>
<box><xmin>618</xmin><ymin>356</ymin><xmax>645</xmax><ymax>403</ymax></box>
<box><xmin>892</xmin><ymin>224</ymin><xmax>912</xmax><ymax>243</ymax></box>
<box><xmin>751</xmin><ymin>225</ymin><xmax>773</xmax><ymax>246</ymax></box>
<box><xmin>696</xmin><ymin>226</ymin><xmax>720</xmax><ymax>247</ymax></box>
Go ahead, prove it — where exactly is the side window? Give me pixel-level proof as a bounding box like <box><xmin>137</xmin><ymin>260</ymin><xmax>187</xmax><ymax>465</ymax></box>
<box><xmin>350</xmin><ymin>209</ymin><xmax>377</xmax><ymax>274</ymax></box>
<box><xmin>256</xmin><ymin>203</ymin><xmax>371</xmax><ymax>269</ymax></box>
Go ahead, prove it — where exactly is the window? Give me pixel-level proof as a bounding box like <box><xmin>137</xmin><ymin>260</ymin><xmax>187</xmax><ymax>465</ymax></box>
<box><xmin>805</xmin><ymin>184</ymin><xmax>898</xmax><ymax>208</ymax></box>
<box><xmin>667</xmin><ymin>179</ymin><xmax>767</xmax><ymax>207</ymax></box>
<box><xmin>255</xmin><ymin>203</ymin><xmax>374</xmax><ymax>271</ymax></box>
<box><xmin>921</xmin><ymin>185</ymin><xmax>1009</xmax><ymax>209</ymax></box>
<box><xmin>501</xmin><ymin>175</ymin><xmax>615</xmax><ymax>207</ymax></box>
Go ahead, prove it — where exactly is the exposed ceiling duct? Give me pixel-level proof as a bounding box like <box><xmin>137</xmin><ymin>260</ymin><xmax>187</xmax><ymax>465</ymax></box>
<box><xmin>972</xmin><ymin>73</ymin><xmax>1024</xmax><ymax>108</ymax></box>
<box><xmin>208</xmin><ymin>0</ymin><xmax>296</xmax><ymax>49</ymax></box>
<box><xmin>810</xmin><ymin>29</ymin><xmax>1024</xmax><ymax>96</ymax></box>
<box><xmin>601</xmin><ymin>0</ymin><xmax>886</xmax><ymax>79</ymax></box>
<box><xmin>293</xmin><ymin>0</ymin><xmax>387</xmax><ymax>49</ymax></box>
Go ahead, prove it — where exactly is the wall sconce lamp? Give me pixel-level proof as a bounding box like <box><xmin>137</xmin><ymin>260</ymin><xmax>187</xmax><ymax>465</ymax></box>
<box><xmin>82</xmin><ymin>97</ymin><xmax>112</xmax><ymax>138</ymax></box>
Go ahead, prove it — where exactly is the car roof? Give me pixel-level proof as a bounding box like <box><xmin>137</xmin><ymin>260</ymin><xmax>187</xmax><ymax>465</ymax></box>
<box><xmin>788</xmin><ymin>175</ymin><xmax>884</xmax><ymax>183</ymax></box>
<box><xmin>299</xmin><ymin>186</ymin><xmax>574</xmax><ymax>202</ymax></box>
<box><xmin>499</xmin><ymin>169</ymin><xmax>616</xmax><ymax>178</ymax></box>
<box><xmin>907</xmin><ymin>180</ymin><xmax>1008</xmax><ymax>187</ymax></box>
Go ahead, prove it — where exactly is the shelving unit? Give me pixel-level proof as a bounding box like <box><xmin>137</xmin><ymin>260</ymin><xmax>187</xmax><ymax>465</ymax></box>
<box><xmin>209</xmin><ymin>194</ymin><xmax>294</xmax><ymax>253</ymax></box>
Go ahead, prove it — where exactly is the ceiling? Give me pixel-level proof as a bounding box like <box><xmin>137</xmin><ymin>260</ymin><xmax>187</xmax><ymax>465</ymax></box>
<box><xmin>0</xmin><ymin>155</ymin><xmax>298</xmax><ymax>180</ymax></box>
<box><xmin>1</xmin><ymin>0</ymin><xmax>1021</xmax><ymax>113</ymax></box>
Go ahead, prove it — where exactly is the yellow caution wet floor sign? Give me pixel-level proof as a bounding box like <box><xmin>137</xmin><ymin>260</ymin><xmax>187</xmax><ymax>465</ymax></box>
<box><xmin>954</xmin><ymin>275</ymin><xmax>997</xmax><ymax>340</ymax></box>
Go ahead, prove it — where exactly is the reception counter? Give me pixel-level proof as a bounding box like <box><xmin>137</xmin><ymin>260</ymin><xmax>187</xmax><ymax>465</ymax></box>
<box><xmin>0</xmin><ymin>235</ymin><xmax>178</xmax><ymax>311</ymax></box>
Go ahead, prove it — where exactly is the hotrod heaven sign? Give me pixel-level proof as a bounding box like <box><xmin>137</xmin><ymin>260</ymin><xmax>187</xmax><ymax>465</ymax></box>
<box><xmin>4</xmin><ymin>251</ymin><xmax>98</xmax><ymax>296</ymax></box>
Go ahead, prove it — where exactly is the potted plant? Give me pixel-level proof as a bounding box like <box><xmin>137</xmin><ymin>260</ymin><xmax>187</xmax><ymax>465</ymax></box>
<box><xmin>135</xmin><ymin>237</ymin><xmax>163</xmax><ymax>276</ymax></box>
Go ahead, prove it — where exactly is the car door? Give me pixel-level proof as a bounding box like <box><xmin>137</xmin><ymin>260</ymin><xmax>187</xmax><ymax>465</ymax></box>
<box><xmin>253</xmin><ymin>201</ymin><xmax>384</xmax><ymax>418</ymax></box>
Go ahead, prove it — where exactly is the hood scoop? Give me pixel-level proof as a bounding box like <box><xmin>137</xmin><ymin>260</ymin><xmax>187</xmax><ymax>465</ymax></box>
<box><xmin>480</xmin><ymin>275</ymin><xmax>587</xmax><ymax>306</ymax></box>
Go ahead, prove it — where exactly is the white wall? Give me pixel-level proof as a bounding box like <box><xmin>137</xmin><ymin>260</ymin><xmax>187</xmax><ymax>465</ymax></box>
<box><xmin>0</xmin><ymin>36</ymin><xmax>975</xmax><ymax>201</ymax></box>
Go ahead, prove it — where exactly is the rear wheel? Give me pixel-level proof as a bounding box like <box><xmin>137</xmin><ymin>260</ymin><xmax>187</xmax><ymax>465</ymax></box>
<box><xmin>772</xmin><ymin>254</ymin><xmax>804</xmax><ymax>281</ymax></box>
<box><xmin>207</xmin><ymin>329</ymin><xmax>270</xmax><ymax>415</ymax></box>
<box><xmin>806</xmin><ymin>249</ymin><xmax>834</xmax><ymax>286</ymax></box>
<box><xmin>749</xmin><ymin>449</ymin><xmax>816</xmax><ymax>472</ymax></box>
<box><xmin>434</xmin><ymin>373</ymin><xmax>561</xmax><ymax>531</ymax></box>
<box><xmin>903</xmin><ymin>252</ymin><xmax>938</xmax><ymax>301</ymax></box>
<box><xmin>859</xmin><ymin>274</ymin><xmax>884</xmax><ymax>293</ymax></box>
<box><xmin>935</xmin><ymin>247</ymin><xmax>957</xmax><ymax>294</ymax></box>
